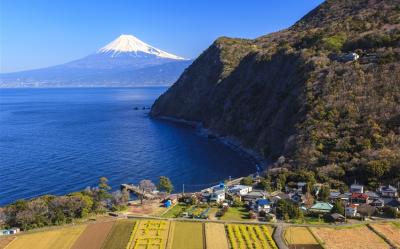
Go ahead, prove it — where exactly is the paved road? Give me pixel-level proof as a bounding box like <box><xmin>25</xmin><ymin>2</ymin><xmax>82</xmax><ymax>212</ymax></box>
<box><xmin>273</xmin><ymin>223</ymin><xmax>288</xmax><ymax>249</ymax></box>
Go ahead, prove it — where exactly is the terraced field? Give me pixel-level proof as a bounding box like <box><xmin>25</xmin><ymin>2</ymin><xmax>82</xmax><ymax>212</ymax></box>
<box><xmin>226</xmin><ymin>224</ymin><xmax>278</xmax><ymax>249</ymax></box>
<box><xmin>6</xmin><ymin>225</ymin><xmax>85</xmax><ymax>249</ymax></box>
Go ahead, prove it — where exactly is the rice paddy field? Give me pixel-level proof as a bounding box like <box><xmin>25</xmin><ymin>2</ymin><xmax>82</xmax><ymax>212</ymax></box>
<box><xmin>284</xmin><ymin>227</ymin><xmax>322</xmax><ymax>249</ymax></box>
<box><xmin>0</xmin><ymin>236</ymin><xmax>15</xmax><ymax>249</ymax></box>
<box><xmin>311</xmin><ymin>225</ymin><xmax>391</xmax><ymax>249</ymax></box>
<box><xmin>205</xmin><ymin>223</ymin><xmax>229</xmax><ymax>249</ymax></box>
<box><xmin>171</xmin><ymin>222</ymin><xmax>204</xmax><ymax>249</ymax></box>
<box><xmin>102</xmin><ymin>220</ymin><xmax>136</xmax><ymax>249</ymax></box>
<box><xmin>3</xmin><ymin>218</ymin><xmax>399</xmax><ymax>249</ymax></box>
<box><xmin>369</xmin><ymin>222</ymin><xmax>400</xmax><ymax>248</ymax></box>
<box><xmin>226</xmin><ymin>224</ymin><xmax>278</xmax><ymax>249</ymax></box>
<box><xmin>71</xmin><ymin>221</ymin><xmax>115</xmax><ymax>249</ymax></box>
<box><xmin>6</xmin><ymin>225</ymin><xmax>86</xmax><ymax>249</ymax></box>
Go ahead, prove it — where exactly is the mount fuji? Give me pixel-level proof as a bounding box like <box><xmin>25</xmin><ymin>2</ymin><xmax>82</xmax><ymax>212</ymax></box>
<box><xmin>0</xmin><ymin>35</ymin><xmax>192</xmax><ymax>87</ymax></box>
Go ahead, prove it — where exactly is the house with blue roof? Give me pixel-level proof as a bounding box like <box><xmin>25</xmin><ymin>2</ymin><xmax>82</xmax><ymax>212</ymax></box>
<box><xmin>254</xmin><ymin>199</ymin><xmax>271</xmax><ymax>213</ymax></box>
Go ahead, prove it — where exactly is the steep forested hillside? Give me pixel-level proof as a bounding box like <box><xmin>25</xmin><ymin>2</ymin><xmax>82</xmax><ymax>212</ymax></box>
<box><xmin>151</xmin><ymin>0</ymin><xmax>400</xmax><ymax>188</ymax></box>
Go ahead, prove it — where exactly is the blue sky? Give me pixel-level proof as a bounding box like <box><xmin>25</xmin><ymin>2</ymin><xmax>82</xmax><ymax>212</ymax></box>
<box><xmin>0</xmin><ymin>0</ymin><xmax>324</xmax><ymax>73</ymax></box>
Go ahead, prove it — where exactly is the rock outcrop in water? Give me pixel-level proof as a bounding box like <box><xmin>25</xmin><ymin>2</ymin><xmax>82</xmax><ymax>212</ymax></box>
<box><xmin>151</xmin><ymin>0</ymin><xmax>400</xmax><ymax>185</ymax></box>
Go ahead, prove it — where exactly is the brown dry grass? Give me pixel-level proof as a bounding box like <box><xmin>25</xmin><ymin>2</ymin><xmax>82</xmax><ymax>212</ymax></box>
<box><xmin>71</xmin><ymin>221</ymin><xmax>115</xmax><ymax>249</ymax></box>
<box><xmin>284</xmin><ymin>227</ymin><xmax>322</xmax><ymax>249</ymax></box>
<box><xmin>205</xmin><ymin>223</ymin><xmax>229</xmax><ymax>249</ymax></box>
<box><xmin>370</xmin><ymin>223</ymin><xmax>400</xmax><ymax>248</ymax></box>
<box><xmin>311</xmin><ymin>225</ymin><xmax>390</xmax><ymax>249</ymax></box>
<box><xmin>0</xmin><ymin>237</ymin><xmax>15</xmax><ymax>249</ymax></box>
<box><xmin>127</xmin><ymin>200</ymin><xmax>166</xmax><ymax>216</ymax></box>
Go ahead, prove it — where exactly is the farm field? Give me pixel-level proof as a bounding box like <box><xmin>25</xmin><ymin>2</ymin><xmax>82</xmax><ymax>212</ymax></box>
<box><xmin>161</xmin><ymin>204</ymin><xmax>190</xmax><ymax>218</ymax></box>
<box><xmin>71</xmin><ymin>221</ymin><xmax>115</xmax><ymax>249</ymax></box>
<box><xmin>311</xmin><ymin>225</ymin><xmax>390</xmax><ymax>249</ymax></box>
<box><xmin>6</xmin><ymin>225</ymin><xmax>85</xmax><ymax>249</ymax></box>
<box><xmin>226</xmin><ymin>224</ymin><xmax>277</xmax><ymax>249</ymax></box>
<box><xmin>102</xmin><ymin>220</ymin><xmax>136</xmax><ymax>249</ymax></box>
<box><xmin>0</xmin><ymin>236</ymin><xmax>15</xmax><ymax>249</ymax></box>
<box><xmin>131</xmin><ymin>220</ymin><xmax>170</xmax><ymax>249</ymax></box>
<box><xmin>370</xmin><ymin>222</ymin><xmax>400</xmax><ymax>248</ymax></box>
<box><xmin>171</xmin><ymin>222</ymin><xmax>203</xmax><ymax>249</ymax></box>
<box><xmin>284</xmin><ymin>227</ymin><xmax>322</xmax><ymax>249</ymax></box>
<box><xmin>205</xmin><ymin>223</ymin><xmax>229</xmax><ymax>249</ymax></box>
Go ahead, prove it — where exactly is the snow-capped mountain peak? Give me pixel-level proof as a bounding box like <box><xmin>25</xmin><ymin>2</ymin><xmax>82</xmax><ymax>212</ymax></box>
<box><xmin>98</xmin><ymin>34</ymin><xmax>185</xmax><ymax>60</ymax></box>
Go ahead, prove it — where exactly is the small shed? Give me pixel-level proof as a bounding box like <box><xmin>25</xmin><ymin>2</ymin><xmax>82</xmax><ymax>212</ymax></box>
<box><xmin>330</xmin><ymin>213</ymin><xmax>345</xmax><ymax>222</ymax></box>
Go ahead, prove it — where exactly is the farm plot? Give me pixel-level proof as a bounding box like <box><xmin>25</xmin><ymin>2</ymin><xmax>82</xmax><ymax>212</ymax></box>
<box><xmin>226</xmin><ymin>224</ymin><xmax>278</xmax><ymax>249</ymax></box>
<box><xmin>311</xmin><ymin>225</ymin><xmax>390</xmax><ymax>249</ymax></box>
<box><xmin>130</xmin><ymin>220</ymin><xmax>170</xmax><ymax>249</ymax></box>
<box><xmin>0</xmin><ymin>236</ymin><xmax>15</xmax><ymax>249</ymax></box>
<box><xmin>6</xmin><ymin>225</ymin><xmax>85</xmax><ymax>249</ymax></box>
<box><xmin>102</xmin><ymin>220</ymin><xmax>136</xmax><ymax>249</ymax></box>
<box><xmin>205</xmin><ymin>223</ymin><xmax>229</xmax><ymax>249</ymax></box>
<box><xmin>370</xmin><ymin>222</ymin><xmax>400</xmax><ymax>248</ymax></box>
<box><xmin>71</xmin><ymin>221</ymin><xmax>115</xmax><ymax>249</ymax></box>
<box><xmin>171</xmin><ymin>222</ymin><xmax>203</xmax><ymax>249</ymax></box>
<box><xmin>284</xmin><ymin>227</ymin><xmax>322</xmax><ymax>249</ymax></box>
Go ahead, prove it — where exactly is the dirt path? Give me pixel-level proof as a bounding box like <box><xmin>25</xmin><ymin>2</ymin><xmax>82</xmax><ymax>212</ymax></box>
<box><xmin>274</xmin><ymin>223</ymin><xmax>288</xmax><ymax>249</ymax></box>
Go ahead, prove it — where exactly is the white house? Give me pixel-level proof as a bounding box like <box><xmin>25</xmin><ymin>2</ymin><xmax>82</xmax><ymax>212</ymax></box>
<box><xmin>210</xmin><ymin>189</ymin><xmax>225</xmax><ymax>203</ymax></box>
<box><xmin>350</xmin><ymin>182</ymin><xmax>364</xmax><ymax>193</ymax></box>
<box><xmin>345</xmin><ymin>204</ymin><xmax>358</xmax><ymax>217</ymax></box>
<box><xmin>229</xmin><ymin>185</ymin><xmax>252</xmax><ymax>196</ymax></box>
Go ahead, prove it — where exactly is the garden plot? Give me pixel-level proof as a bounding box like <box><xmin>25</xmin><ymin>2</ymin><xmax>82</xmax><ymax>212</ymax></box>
<box><xmin>311</xmin><ymin>225</ymin><xmax>390</xmax><ymax>249</ymax></box>
<box><xmin>226</xmin><ymin>224</ymin><xmax>278</xmax><ymax>249</ymax></box>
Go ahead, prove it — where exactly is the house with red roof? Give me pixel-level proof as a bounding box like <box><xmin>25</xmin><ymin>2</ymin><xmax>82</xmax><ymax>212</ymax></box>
<box><xmin>350</xmin><ymin>193</ymin><xmax>370</xmax><ymax>204</ymax></box>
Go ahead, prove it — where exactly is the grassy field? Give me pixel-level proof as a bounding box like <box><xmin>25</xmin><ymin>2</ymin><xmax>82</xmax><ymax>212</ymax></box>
<box><xmin>131</xmin><ymin>220</ymin><xmax>170</xmax><ymax>249</ymax></box>
<box><xmin>226</xmin><ymin>224</ymin><xmax>278</xmax><ymax>249</ymax></box>
<box><xmin>71</xmin><ymin>221</ymin><xmax>115</xmax><ymax>249</ymax></box>
<box><xmin>171</xmin><ymin>222</ymin><xmax>203</xmax><ymax>249</ymax></box>
<box><xmin>102</xmin><ymin>220</ymin><xmax>136</xmax><ymax>249</ymax></box>
<box><xmin>6</xmin><ymin>225</ymin><xmax>85</xmax><ymax>249</ymax></box>
<box><xmin>205</xmin><ymin>223</ymin><xmax>229</xmax><ymax>249</ymax></box>
<box><xmin>161</xmin><ymin>204</ymin><xmax>190</xmax><ymax>218</ymax></box>
<box><xmin>311</xmin><ymin>225</ymin><xmax>391</xmax><ymax>249</ymax></box>
<box><xmin>370</xmin><ymin>222</ymin><xmax>400</xmax><ymax>248</ymax></box>
<box><xmin>284</xmin><ymin>227</ymin><xmax>322</xmax><ymax>249</ymax></box>
<box><xmin>220</xmin><ymin>207</ymin><xmax>252</xmax><ymax>221</ymax></box>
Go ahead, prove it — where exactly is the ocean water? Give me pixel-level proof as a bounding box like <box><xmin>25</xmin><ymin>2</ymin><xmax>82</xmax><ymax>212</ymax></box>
<box><xmin>0</xmin><ymin>87</ymin><xmax>256</xmax><ymax>205</ymax></box>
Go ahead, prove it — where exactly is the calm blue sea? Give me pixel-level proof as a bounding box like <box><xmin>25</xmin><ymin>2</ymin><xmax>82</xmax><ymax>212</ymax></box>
<box><xmin>0</xmin><ymin>87</ymin><xmax>255</xmax><ymax>205</ymax></box>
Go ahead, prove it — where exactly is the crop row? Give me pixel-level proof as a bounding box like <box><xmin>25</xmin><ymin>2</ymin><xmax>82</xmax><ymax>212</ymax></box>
<box><xmin>226</xmin><ymin>224</ymin><xmax>278</xmax><ymax>249</ymax></box>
